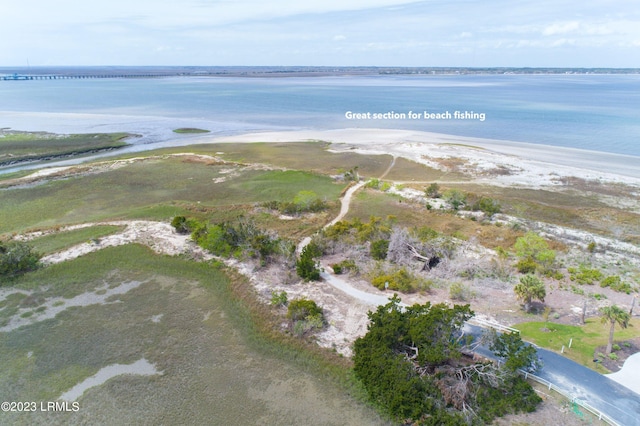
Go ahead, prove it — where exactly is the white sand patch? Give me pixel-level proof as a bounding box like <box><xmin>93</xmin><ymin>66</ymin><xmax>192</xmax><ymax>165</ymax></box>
<box><xmin>26</xmin><ymin>166</ymin><xmax>74</xmax><ymax>178</ymax></box>
<box><xmin>59</xmin><ymin>358</ymin><xmax>162</xmax><ymax>401</ymax></box>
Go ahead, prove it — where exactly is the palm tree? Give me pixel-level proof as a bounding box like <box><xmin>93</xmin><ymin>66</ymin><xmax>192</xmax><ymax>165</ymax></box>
<box><xmin>599</xmin><ymin>305</ymin><xmax>631</xmax><ymax>355</ymax></box>
<box><xmin>514</xmin><ymin>274</ymin><xmax>546</xmax><ymax>312</ymax></box>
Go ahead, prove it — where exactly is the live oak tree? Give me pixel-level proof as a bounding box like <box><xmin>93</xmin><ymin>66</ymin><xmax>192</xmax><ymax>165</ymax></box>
<box><xmin>489</xmin><ymin>331</ymin><xmax>540</xmax><ymax>373</ymax></box>
<box><xmin>353</xmin><ymin>296</ymin><xmax>540</xmax><ymax>424</ymax></box>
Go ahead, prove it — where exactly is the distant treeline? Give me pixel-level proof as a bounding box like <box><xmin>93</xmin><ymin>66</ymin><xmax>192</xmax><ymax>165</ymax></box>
<box><xmin>1</xmin><ymin>66</ymin><xmax>639</xmax><ymax>78</ymax></box>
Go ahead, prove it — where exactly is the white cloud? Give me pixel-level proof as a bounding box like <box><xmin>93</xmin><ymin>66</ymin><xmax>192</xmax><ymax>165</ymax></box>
<box><xmin>2</xmin><ymin>0</ymin><xmax>639</xmax><ymax>66</ymax></box>
<box><xmin>542</xmin><ymin>21</ymin><xmax>580</xmax><ymax>36</ymax></box>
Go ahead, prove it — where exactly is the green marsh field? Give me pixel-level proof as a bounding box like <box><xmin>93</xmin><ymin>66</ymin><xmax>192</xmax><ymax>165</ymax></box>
<box><xmin>0</xmin><ymin>140</ymin><xmax>389</xmax><ymax>425</ymax></box>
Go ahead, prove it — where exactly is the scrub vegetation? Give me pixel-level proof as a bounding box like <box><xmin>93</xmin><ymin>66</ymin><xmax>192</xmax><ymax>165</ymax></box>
<box><xmin>1</xmin><ymin>136</ymin><xmax>639</xmax><ymax>424</ymax></box>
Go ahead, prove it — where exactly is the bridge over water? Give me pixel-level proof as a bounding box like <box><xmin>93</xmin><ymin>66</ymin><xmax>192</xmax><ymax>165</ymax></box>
<box><xmin>1</xmin><ymin>73</ymin><xmax>173</xmax><ymax>81</ymax></box>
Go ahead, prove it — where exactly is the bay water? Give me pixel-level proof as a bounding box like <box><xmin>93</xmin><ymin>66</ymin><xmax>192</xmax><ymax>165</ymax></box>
<box><xmin>1</xmin><ymin>73</ymin><xmax>639</xmax><ymax>157</ymax></box>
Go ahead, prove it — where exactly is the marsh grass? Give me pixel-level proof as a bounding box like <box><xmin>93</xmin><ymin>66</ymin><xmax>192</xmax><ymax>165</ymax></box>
<box><xmin>0</xmin><ymin>158</ymin><xmax>344</xmax><ymax>235</ymax></box>
<box><xmin>0</xmin><ymin>245</ymin><xmax>383</xmax><ymax>425</ymax></box>
<box><xmin>0</xmin><ymin>132</ymin><xmax>130</xmax><ymax>165</ymax></box>
<box><xmin>28</xmin><ymin>225</ymin><xmax>125</xmax><ymax>255</ymax></box>
<box><xmin>515</xmin><ymin>319</ymin><xmax>640</xmax><ymax>370</ymax></box>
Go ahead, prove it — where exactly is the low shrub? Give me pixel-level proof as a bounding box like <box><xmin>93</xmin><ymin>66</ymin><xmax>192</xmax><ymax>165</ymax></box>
<box><xmin>600</xmin><ymin>275</ymin><xmax>633</xmax><ymax>294</ymax></box>
<box><xmin>330</xmin><ymin>259</ymin><xmax>357</xmax><ymax>275</ymax></box>
<box><xmin>449</xmin><ymin>281</ymin><xmax>476</xmax><ymax>301</ymax></box>
<box><xmin>371</xmin><ymin>267</ymin><xmax>429</xmax><ymax>293</ymax></box>
<box><xmin>568</xmin><ymin>265</ymin><xmax>603</xmax><ymax>285</ymax></box>
<box><xmin>270</xmin><ymin>290</ymin><xmax>288</xmax><ymax>307</ymax></box>
<box><xmin>287</xmin><ymin>298</ymin><xmax>325</xmax><ymax>336</ymax></box>
<box><xmin>515</xmin><ymin>258</ymin><xmax>537</xmax><ymax>274</ymax></box>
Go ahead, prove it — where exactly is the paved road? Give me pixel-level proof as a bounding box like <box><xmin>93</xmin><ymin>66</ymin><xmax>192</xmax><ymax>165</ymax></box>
<box><xmin>535</xmin><ymin>348</ymin><xmax>640</xmax><ymax>426</ymax></box>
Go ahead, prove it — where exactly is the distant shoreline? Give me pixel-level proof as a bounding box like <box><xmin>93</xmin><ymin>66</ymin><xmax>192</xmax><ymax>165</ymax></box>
<box><xmin>2</xmin><ymin>65</ymin><xmax>640</xmax><ymax>78</ymax></box>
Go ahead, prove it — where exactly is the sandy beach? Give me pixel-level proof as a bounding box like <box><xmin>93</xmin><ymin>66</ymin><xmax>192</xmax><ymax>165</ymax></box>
<box><xmin>203</xmin><ymin>128</ymin><xmax>640</xmax><ymax>185</ymax></box>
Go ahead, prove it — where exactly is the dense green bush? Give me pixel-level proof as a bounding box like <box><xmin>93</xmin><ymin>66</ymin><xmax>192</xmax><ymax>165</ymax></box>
<box><xmin>515</xmin><ymin>258</ymin><xmax>538</xmax><ymax>274</ymax></box>
<box><xmin>514</xmin><ymin>232</ymin><xmax>556</xmax><ymax>274</ymax></box>
<box><xmin>370</xmin><ymin>239</ymin><xmax>389</xmax><ymax>260</ymax></box>
<box><xmin>472</xmin><ymin>197</ymin><xmax>501</xmax><ymax>217</ymax></box>
<box><xmin>176</xmin><ymin>216</ymin><xmax>291</xmax><ymax>266</ymax></box>
<box><xmin>370</xmin><ymin>267</ymin><xmax>429</xmax><ymax>293</ymax></box>
<box><xmin>287</xmin><ymin>298</ymin><xmax>323</xmax><ymax>321</ymax></box>
<box><xmin>0</xmin><ymin>240</ymin><xmax>42</xmax><ymax>280</ymax></box>
<box><xmin>296</xmin><ymin>244</ymin><xmax>321</xmax><ymax>281</ymax></box>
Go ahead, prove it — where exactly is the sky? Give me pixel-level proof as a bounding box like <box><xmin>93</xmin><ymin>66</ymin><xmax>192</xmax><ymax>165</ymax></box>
<box><xmin>1</xmin><ymin>0</ymin><xmax>639</xmax><ymax>67</ymax></box>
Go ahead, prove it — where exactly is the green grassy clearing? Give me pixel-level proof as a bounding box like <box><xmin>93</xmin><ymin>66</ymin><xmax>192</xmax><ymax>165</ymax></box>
<box><xmin>26</xmin><ymin>225</ymin><xmax>125</xmax><ymax>255</ymax></box>
<box><xmin>0</xmin><ymin>131</ymin><xmax>131</xmax><ymax>165</ymax></box>
<box><xmin>515</xmin><ymin>319</ymin><xmax>640</xmax><ymax>371</ymax></box>
<box><xmin>141</xmin><ymin>141</ymin><xmax>393</xmax><ymax>178</ymax></box>
<box><xmin>172</xmin><ymin>128</ymin><xmax>210</xmax><ymax>134</ymax></box>
<box><xmin>0</xmin><ymin>245</ymin><xmax>383</xmax><ymax>425</ymax></box>
<box><xmin>0</xmin><ymin>157</ymin><xmax>344</xmax><ymax>235</ymax></box>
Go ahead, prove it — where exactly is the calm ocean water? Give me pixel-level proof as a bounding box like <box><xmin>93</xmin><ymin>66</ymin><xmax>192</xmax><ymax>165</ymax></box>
<box><xmin>1</xmin><ymin>74</ymin><xmax>639</xmax><ymax>157</ymax></box>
